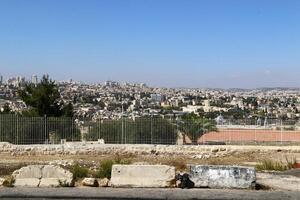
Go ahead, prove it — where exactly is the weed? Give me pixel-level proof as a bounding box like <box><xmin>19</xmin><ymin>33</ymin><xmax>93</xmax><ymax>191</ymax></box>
<box><xmin>285</xmin><ymin>156</ymin><xmax>297</xmax><ymax>169</ymax></box>
<box><xmin>255</xmin><ymin>159</ymin><xmax>295</xmax><ymax>171</ymax></box>
<box><xmin>167</xmin><ymin>160</ymin><xmax>187</xmax><ymax>171</ymax></box>
<box><xmin>70</xmin><ymin>164</ymin><xmax>89</xmax><ymax>181</ymax></box>
<box><xmin>95</xmin><ymin>157</ymin><xmax>132</xmax><ymax>179</ymax></box>
<box><xmin>58</xmin><ymin>180</ymin><xmax>73</xmax><ymax>187</ymax></box>
<box><xmin>2</xmin><ymin>176</ymin><xmax>15</xmax><ymax>187</ymax></box>
<box><xmin>95</xmin><ymin>159</ymin><xmax>114</xmax><ymax>179</ymax></box>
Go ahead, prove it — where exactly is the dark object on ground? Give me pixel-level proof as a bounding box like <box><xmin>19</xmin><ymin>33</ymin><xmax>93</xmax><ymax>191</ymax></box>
<box><xmin>176</xmin><ymin>173</ymin><xmax>195</xmax><ymax>189</ymax></box>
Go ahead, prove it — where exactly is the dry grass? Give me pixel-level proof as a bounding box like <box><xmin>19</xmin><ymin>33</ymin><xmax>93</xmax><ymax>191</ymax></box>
<box><xmin>0</xmin><ymin>163</ymin><xmax>26</xmax><ymax>176</ymax></box>
<box><xmin>255</xmin><ymin>157</ymin><xmax>296</xmax><ymax>171</ymax></box>
<box><xmin>94</xmin><ymin>156</ymin><xmax>132</xmax><ymax>179</ymax></box>
<box><xmin>165</xmin><ymin>159</ymin><xmax>187</xmax><ymax>171</ymax></box>
<box><xmin>256</xmin><ymin>160</ymin><xmax>288</xmax><ymax>171</ymax></box>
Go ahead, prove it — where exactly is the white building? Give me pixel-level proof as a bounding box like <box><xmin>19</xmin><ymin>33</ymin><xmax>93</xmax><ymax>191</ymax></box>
<box><xmin>182</xmin><ymin>105</ymin><xmax>202</xmax><ymax>113</ymax></box>
<box><xmin>151</xmin><ymin>94</ymin><xmax>164</xmax><ymax>102</ymax></box>
<box><xmin>31</xmin><ymin>75</ymin><xmax>38</xmax><ymax>85</ymax></box>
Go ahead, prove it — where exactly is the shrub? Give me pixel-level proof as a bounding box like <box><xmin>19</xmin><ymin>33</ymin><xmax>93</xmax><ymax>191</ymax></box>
<box><xmin>114</xmin><ymin>156</ymin><xmax>132</xmax><ymax>165</ymax></box>
<box><xmin>70</xmin><ymin>164</ymin><xmax>89</xmax><ymax>180</ymax></box>
<box><xmin>2</xmin><ymin>176</ymin><xmax>15</xmax><ymax>187</ymax></box>
<box><xmin>58</xmin><ymin>180</ymin><xmax>73</xmax><ymax>187</ymax></box>
<box><xmin>95</xmin><ymin>160</ymin><xmax>115</xmax><ymax>179</ymax></box>
<box><xmin>255</xmin><ymin>158</ymin><xmax>296</xmax><ymax>171</ymax></box>
<box><xmin>285</xmin><ymin>156</ymin><xmax>297</xmax><ymax>169</ymax></box>
<box><xmin>166</xmin><ymin>160</ymin><xmax>187</xmax><ymax>171</ymax></box>
<box><xmin>95</xmin><ymin>158</ymin><xmax>132</xmax><ymax>179</ymax></box>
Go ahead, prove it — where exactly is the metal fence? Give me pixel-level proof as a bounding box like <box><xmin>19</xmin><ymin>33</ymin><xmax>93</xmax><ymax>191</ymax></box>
<box><xmin>1</xmin><ymin>114</ymin><xmax>300</xmax><ymax>145</ymax></box>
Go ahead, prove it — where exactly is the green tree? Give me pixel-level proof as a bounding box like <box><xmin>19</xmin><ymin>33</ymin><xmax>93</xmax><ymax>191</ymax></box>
<box><xmin>0</xmin><ymin>114</ymin><xmax>80</xmax><ymax>144</ymax></box>
<box><xmin>19</xmin><ymin>75</ymin><xmax>73</xmax><ymax>117</ymax></box>
<box><xmin>178</xmin><ymin>113</ymin><xmax>217</xmax><ymax>144</ymax></box>
<box><xmin>1</xmin><ymin>103</ymin><xmax>12</xmax><ymax>114</ymax></box>
<box><xmin>87</xmin><ymin>117</ymin><xmax>177</xmax><ymax>144</ymax></box>
<box><xmin>223</xmin><ymin>107</ymin><xmax>250</xmax><ymax>120</ymax></box>
<box><xmin>62</xmin><ymin>103</ymin><xmax>74</xmax><ymax>117</ymax></box>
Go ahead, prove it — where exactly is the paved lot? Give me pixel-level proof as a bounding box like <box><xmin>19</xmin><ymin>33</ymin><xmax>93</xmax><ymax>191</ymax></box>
<box><xmin>0</xmin><ymin>188</ymin><xmax>300</xmax><ymax>200</ymax></box>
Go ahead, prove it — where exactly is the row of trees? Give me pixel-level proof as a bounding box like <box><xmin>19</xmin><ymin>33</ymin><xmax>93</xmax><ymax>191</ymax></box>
<box><xmin>0</xmin><ymin>114</ymin><xmax>216</xmax><ymax>145</ymax></box>
<box><xmin>78</xmin><ymin>115</ymin><xmax>217</xmax><ymax>145</ymax></box>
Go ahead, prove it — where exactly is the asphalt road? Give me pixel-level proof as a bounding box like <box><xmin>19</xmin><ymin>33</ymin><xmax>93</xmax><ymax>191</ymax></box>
<box><xmin>0</xmin><ymin>188</ymin><xmax>299</xmax><ymax>200</ymax></box>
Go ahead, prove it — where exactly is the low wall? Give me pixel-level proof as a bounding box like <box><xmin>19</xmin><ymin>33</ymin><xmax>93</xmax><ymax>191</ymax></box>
<box><xmin>1</xmin><ymin>142</ymin><xmax>300</xmax><ymax>158</ymax></box>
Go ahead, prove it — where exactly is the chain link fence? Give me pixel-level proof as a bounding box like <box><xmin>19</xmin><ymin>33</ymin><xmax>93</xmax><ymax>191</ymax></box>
<box><xmin>1</xmin><ymin>114</ymin><xmax>300</xmax><ymax>145</ymax></box>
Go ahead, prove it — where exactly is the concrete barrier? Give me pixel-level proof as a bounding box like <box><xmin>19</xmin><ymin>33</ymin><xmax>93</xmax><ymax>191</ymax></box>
<box><xmin>189</xmin><ymin>165</ymin><xmax>256</xmax><ymax>189</ymax></box>
<box><xmin>12</xmin><ymin>165</ymin><xmax>73</xmax><ymax>187</ymax></box>
<box><xmin>111</xmin><ymin>165</ymin><xmax>175</xmax><ymax>188</ymax></box>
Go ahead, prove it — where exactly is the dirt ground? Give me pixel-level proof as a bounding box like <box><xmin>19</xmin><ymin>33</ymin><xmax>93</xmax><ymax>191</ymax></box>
<box><xmin>1</xmin><ymin>151</ymin><xmax>299</xmax><ymax>176</ymax></box>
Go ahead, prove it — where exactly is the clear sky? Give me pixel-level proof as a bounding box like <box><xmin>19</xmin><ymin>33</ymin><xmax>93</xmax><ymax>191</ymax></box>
<box><xmin>0</xmin><ymin>0</ymin><xmax>300</xmax><ymax>88</ymax></box>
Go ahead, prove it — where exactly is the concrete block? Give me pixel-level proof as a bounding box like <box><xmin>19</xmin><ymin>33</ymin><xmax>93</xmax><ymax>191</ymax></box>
<box><xmin>189</xmin><ymin>165</ymin><xmax>256</xmax><ymax>189</ymax></box>
<box><xmin>14</xmin><ymin>178</ymin><xmax>40</xmax><ymax>187</ymax></box>
<box><xmin>39</xmin><ymin>178</ymin><xmax>69</xmax><ymax>187</ymax></box>
<box><xmin>111</xmin><ymin>165</ymin><xmax>175</xmax><ymax>188</ymax></box>
<box><xmin>12</xmin><ymin>165</ymin><xmax>73</xmax><ymax>187</ymax></box>
<box><xmin>0</xmin><ymin>178</ymin><xmax>5</xmax><ymax>186</ymax></box>
<box><xmin>42</xmin><ymin>165</ymin><xmax>73</xmax><ymax>179</ymax></box>
<box><xmin>12</xmin><ymin>165</ymin><xmax>43</xmax><ymax>179</ymax></box>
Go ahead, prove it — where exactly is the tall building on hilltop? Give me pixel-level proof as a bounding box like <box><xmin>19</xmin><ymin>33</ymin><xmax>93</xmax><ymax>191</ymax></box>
<box><xmin>31</xmin><ymin>75</ymin><xmax>38</xmax><ymax>85</ymax></box>
<box><xmin>105</xmin><ymin>81</ymin><xmax>119</xmax><ymax>87</ymax></box>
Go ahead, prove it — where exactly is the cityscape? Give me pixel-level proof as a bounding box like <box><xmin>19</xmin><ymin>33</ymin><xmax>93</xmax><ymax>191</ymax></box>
<box><xmin>1</xmin><ymin>74</ymin><xmax>300</xmax><ymax>122</ymax></box>
<box><xmin>1</xmin><ymin>0</ymin><xmax>300</xmax><ymax>199</ymax></box>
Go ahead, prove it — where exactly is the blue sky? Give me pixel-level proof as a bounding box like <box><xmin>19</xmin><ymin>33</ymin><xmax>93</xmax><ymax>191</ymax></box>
<box><xmin>0</xmin><ymin>0</ymin><xmax>300</xmax><ymax>88</ymax></box>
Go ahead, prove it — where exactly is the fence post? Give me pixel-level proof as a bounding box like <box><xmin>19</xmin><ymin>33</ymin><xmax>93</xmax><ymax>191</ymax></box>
<box><xmin>121</xmin><ymin>116</ymin><xmax>124</xmax><ymax>144</ymax></box>
<box><xmin>229</xmin><ymin>119</ymin><xmax>232</xmax><ymax>144</ymax></box>
<box><xmin>254</xmin><ymin>118</ymin><xmax>257</xmax><ymax>143</ymax></box>
<box><xmin>100</xmin><ymin>117</ymin><xmax>102</xmax><ymax>142</ymax></box>
<box><xmin>124</xmin><ymin>118</ymin><xmax>127</xmax><ymax>144</ymax></box>
<box><xmin>280</xmin><ymin>119</ymin><xmax>283</xmax><ymax>145</ymax></box>
<box><xmin>202</xmin><ymin>118</ymin><xmax>204</xmax><ymax>145</ymax></box>
<box><xmin>44</xmin><ymin>115</ymin><xmax>47</xmax><ymax>144</ymax></box>
<box><xmin>15</xmin><ymin>114</ymin><xmax>18</xmax><ymax>144</ymax></box>
<box><xmin>71</xmin><ymin>117</ymin><xmax>73</xmax><ymax>142</ymax></box>
<box><xmin>97</xmin><ymin>118</ymin><xmax>99</xmax><ymax>141</ymax></box>
<box><xmin>150</xmin><ymin>115</ymin><xmax>153</xmax><ymax>144</ymax></box>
